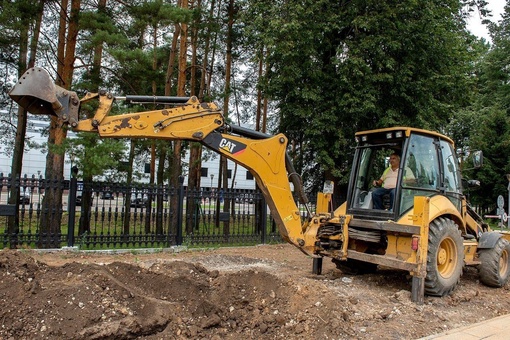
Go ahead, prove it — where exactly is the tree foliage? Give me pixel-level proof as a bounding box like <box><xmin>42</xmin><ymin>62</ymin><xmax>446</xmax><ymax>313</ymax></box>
<box><xmin>244</xmin><ymin>0</ymin><xmax>481</xmax><ymax>192</ymax></box>
<box><xmin>2</xmin><ymin>0</ymin><xmax>510</xmax><ymax>211</ymax></box>
<box><xmin>463</xmin><ymin>2</ymin><xmax>510</xmax><ymax>209</ymax></box>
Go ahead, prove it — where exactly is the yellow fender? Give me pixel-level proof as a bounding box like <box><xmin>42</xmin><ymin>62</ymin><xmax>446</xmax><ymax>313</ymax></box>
<box><xmin>397</xmin><ymin>195</ymin><xmax>464</xmax><ymax>231</ymax></box>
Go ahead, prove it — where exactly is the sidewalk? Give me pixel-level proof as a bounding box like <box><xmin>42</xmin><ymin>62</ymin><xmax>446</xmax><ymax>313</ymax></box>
<box><xmin>420</xmin><ymin>313</ymin><xmax>510</xmax><ymax>339</ymax></box>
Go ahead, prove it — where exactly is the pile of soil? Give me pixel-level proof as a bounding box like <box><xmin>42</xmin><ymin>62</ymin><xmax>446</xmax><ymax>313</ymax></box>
<box><xmin>0</xmin><ymin>244</ymin><xmax>509</xmax><ymax>339</ymax></box>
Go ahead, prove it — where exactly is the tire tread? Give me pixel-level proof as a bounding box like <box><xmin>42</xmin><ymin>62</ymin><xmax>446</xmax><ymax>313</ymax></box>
<box><xmin>479</xmin><ymin>238</ymin><xmax>510</xmax><ymax>287</ymax></box>
<box><xmin>425</xmin><ymin>217</ymin><xmax>463</xmax><ymax>297</ymax></box>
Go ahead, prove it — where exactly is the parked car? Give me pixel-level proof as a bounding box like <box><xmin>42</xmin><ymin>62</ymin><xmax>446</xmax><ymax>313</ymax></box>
<box><xmin>76</xmin><ymin>191</ymin><xmax>83</xmax><ymax>205</ymax></box>
<box><xmin>20</xmin><ymin>192</ymin><xmax>30</xmax><ymax>205</ymax></box>
<box><xmin>76</xmin><ymin>191</ymin><xmax>94</xmax><ymax>206</ymax></box>
<box><xmin>100</xmin><ymin>191</ymin><xmax>114</xmax><ymax>200</ymax></box>
<box><xmin>130</xmin><ymin>189</ymin><xmax>148</xmax><ymax>207</ymax></box>
<box><xmin>235</xmin><ymin>193</ymin><xmax>255</xmax><ymax>204</ymax></box>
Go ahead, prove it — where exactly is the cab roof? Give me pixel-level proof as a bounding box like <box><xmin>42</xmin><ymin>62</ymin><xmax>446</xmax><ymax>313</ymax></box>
<box><xmin>355</xmin><ymin>126</ymin><xmax>454</xmax><ymax>145</ymax></box>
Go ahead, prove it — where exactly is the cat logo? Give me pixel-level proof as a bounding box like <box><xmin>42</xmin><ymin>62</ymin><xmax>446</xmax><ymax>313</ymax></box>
<box><xmin>219</xmin><ymin>138</ymin><xmax>237</xmax><ymax>153</ymax></box>
<box><xmin>203</xmin><ymin>133</ymin><xmax>246</xmax><ymax>156</ymax></box>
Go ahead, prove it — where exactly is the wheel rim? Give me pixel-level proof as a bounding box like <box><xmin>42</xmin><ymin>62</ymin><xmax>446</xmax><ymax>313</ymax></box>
<box><xmin>437</xmin><ymin>237</ymin><xmax>457</xmax><ymax>278</ymax></box>
<box><xmin>499</xmin><ymin>248</ymin><xmax>509</xmax><ymax>277</ymax></box>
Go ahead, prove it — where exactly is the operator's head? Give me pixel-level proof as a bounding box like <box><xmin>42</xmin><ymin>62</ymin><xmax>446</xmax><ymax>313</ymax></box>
<box><xmin>389</xmin><ymin>152</ymin><xmax>400</xmax><ymax>168</ymax></box>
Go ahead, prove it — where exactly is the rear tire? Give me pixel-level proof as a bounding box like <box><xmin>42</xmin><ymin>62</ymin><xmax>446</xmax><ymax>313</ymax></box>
<box><xmin>478</xmin><ymin>238</ymin><xmax>510</xmax><ymax>287</ymax></box>
<box><xmin>332</xmin><ymin>258</ymin><xmax>378</xmax><ymax>275</ymax></box>
<box><xmin>425</xmin><ymin>217</ymin><xmax>463</xmax><ymax>296</ymax></box>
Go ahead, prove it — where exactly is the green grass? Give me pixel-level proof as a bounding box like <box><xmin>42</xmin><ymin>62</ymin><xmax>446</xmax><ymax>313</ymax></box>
<box><xmin>0</xmin><ymin>210</ymin><xmax>281</xmax><ymax>250</ymax></box>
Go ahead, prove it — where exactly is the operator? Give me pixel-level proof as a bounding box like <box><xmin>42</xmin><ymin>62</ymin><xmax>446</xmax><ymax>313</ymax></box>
<box><xmin>372</xmin><ymin>153</ymin><xmax>414</xmax><ymax>210</ymax></box>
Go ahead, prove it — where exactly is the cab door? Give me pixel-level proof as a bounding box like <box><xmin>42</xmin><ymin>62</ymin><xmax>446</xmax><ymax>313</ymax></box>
<box><xmin>398</xmin><ymin>133</ymin><xmax>441</xmax><ymax>215</ymax></box>
<box><xmin>438</xmin><ymin>139</ymin><xmax>463</xmax><ymax>211</ymax></box>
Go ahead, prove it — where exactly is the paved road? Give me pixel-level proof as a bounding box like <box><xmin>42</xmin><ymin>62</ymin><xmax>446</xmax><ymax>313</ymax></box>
<box><xmin>419</xmin><ymin>313</ymin><xmax>510</xmax><ymax>340</ymax></box>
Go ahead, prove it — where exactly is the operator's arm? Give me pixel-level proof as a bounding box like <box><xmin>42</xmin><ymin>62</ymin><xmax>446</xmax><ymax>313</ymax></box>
<box><xmin>373</xmin><ymin>178</ymin><xmax>383</xmax><ymax>187</ymax></box>
<box><xmin>373</xmin><ymin>170</ymin><xmax>386</xmax><ymax>187</ymax></box>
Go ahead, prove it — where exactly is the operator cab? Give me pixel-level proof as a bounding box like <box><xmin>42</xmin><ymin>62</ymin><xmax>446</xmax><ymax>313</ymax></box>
<box><xmin>346</xmin><ymin>127</ymin><xmax>463</xmax><ymax>221</ymax></box>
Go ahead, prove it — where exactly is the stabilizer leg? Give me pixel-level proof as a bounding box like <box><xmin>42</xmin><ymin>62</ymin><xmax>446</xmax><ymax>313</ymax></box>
<box><xmin>312</xmin><ymin>257</ymin><xmax>323</xmax><ymax>275</ymax></box>
<box><xmin>411</xmin><ymin>276</ymin><xmax>424</xmax><ymax>304</ymax></box>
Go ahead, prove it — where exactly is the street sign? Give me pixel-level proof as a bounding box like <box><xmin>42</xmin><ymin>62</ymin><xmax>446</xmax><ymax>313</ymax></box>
<box><xmin>498</xmin><ymin>195</ymin><xmax>505</xmax><ymax>209</ymax></box>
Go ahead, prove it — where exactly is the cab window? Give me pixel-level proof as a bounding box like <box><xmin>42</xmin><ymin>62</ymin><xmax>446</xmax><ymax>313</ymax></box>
<box><xmin>440</xmin><ymin>140</ymin><xmax>461</xmax><ymax>193</ymax></box>
<box><xmin>400</xmin><ymin>134</ymin><xmax>440</xmax><ymax>213</ymax></box>
<box><xmin>349</xmin><ymin>147</ymin><xmax>395</xmax><ymax>210</ymax></box>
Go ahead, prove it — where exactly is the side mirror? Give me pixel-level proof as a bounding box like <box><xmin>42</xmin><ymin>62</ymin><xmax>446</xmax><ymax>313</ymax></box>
<box><xmin>467</xmin><ymin>179</ymin><xmax>480</xmax><ymax>188</ymax></box>
<box><xmin>461</xmin><ymin>179</ymin><xmax>481</xmax><ymax>190</ymax></box>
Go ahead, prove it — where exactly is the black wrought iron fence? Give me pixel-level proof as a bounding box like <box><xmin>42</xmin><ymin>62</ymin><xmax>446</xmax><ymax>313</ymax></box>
<box><xmin>0</xmin><ymin>173</ymin><xmax>311</xmax><ymax>249</ymax></box>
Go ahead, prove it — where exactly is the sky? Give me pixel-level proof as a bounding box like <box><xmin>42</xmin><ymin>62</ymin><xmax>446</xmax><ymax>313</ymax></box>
<box><xmin>467</xmin><ymin>0</ymin><xmax>507</xmax><ymax>41</ymax></box>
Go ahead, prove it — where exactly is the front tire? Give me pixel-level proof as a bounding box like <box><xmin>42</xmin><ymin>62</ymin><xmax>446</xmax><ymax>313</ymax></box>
<box><xmin>425</xmin><ymin>217</ymin><xmax>464</xmax><ymax>296</ymax></box>
<box><xmin>478</xmin><ymin>237</ymin><xmax>510</xmax><ymax>287</ymax></box>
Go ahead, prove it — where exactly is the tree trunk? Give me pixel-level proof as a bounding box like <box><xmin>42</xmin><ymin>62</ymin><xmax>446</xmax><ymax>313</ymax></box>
<box><xmin>206</xmin><ymin>0</ymin><xmax>222</xmax><ymax>93</ymax></box>
<box><xmin>161</xmin><ymin>17</ymin><xmax>181</xmax><ymax>241</ymax></box>
<box><xmin>60</xmin><ymin>0</ymin><xmax>80</xmax><ymax>88</ymax></box>
<box><xmin>145</xmin><ymin>25</ymin><xmax>160</xmax><ymax>234</ymax></box>
<box><xmin>7</xmin><ymin>0</ymin><xmax>44</xmax><ymax>245</ymax></box>
<box><xmin>40</xmin><ymin>0</ymin><xmax>81</xmax><ymax>248</ymax></box>
<box><xmin>170</xmin><ymin>0</ymin><xmax>188</xmax><ymax>239</ymax></box>
<box><xmin>156</xmin><ymin>142</ymin><xmax>170</xmax><ymax>238</ymax></box>
<box><xmin>28</xmin><ymin>0</ymin><xmax>44</xmax><ymax>68</ymax></box>
<box><xmin>198</xmin><ymin>0</ymin><xmax>216</xmax><ymax>100</ymax></box>
<box><xmin>123</xmin><ymin>141</ymin><xmax>136</xmax><ymax>236</ymax></box>
<box><xmin>186</xmin><ymin>143</ymin><xmax>202</xmax><ymax>233</ymax></box>
<box><xmin>189</xmin><ymin>0</ymin><xmax>200</xmax><ymax>96</ymax></box>
<box><xmin>55</xmin><ymin>0</ymin><xmax>68</xmax><ymax>80</ymax></box>
<box><xmin>90</xmin><ymin>0</ymin><xmax>106</xmax><ymax>87</ymax></box>
<box><xmin>255</xmin><ymin>48</ymin><xmax>263</xmax><ymax>132</ymax></box>
<box><xmin>186</xmin><ymin>0</ymin><xmax>203</xmax><ymax>234</ymax></box>
<box><xmin>220</xmin><ymin>0</ymin><xmax>235</xmax><ymax>240</ymax></box>
<box><xmin>78</xmin><ymin>0</ymin><xmax>107</xmax><ymax>235</ymax></box>
<box><xmin>7</xmin><ymin>25</ymin><xmax>29</xmax><ymax>244</ymax></box>
<box><xmin>165</xmin><ymin>24</ymin><xmax>180</xmax><ymax>96</ymax></box>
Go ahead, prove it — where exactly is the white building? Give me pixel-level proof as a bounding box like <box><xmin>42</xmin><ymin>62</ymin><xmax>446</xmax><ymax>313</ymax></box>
<box><xmin>0</xmin><ymin>118</ymin><xmax>256</xmax><ymax>190</ymax></box>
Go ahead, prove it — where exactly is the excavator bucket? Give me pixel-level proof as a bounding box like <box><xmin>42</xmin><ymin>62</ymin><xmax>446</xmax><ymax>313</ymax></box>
<box><xmin>9</xmin><ymin>67</ymin><xmax>80</xmax><ymax>125</ymax></box>
<box><xmin>9</xmin><ymin>67</ymin><xmax>62</xmax><ymax>115</ymax></box>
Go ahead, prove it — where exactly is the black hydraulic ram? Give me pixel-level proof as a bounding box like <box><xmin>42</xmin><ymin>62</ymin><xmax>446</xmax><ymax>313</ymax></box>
<box><xmin>117</xmin><ymin>95</ymin><xmax>191</xmax><ymax>105</ymax></box>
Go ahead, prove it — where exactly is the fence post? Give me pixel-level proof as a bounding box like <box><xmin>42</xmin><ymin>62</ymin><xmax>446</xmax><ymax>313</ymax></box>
<box><xmin>260</xmin><ymin>194</ymin><xmax>267</xmax><ymax>244</ymax></box>
<box><xmin>176</xmin><ymin>175</ymin><xmax>184</xmax><ymax>245</ymax></box>
<box><xmin>67</xmin><ymin>167</ymin><xmax>78</xmax><ymax>247</ymax></box>
<box><xmin>7</xmin><ymin>174</ymin><xmax>20</xmax><ymax>248</ymax></box>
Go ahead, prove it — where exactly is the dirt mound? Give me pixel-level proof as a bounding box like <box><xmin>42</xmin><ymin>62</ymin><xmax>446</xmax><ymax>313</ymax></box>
<box><xmin>0</xmin><ymin>250</ymin><xmax>320</xmax><ymax>339</ymax></box>
<box><xmin>1</xmin><ymin>245</ymin><xmax>510</xmax><ymax>339</ymax></box>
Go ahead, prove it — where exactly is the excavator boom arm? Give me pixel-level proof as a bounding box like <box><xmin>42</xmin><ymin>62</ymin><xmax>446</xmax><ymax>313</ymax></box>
<box><xmin>9</xmin><ymin>67</ymin><xmax>315</xmax><ymax>254</ymax></box>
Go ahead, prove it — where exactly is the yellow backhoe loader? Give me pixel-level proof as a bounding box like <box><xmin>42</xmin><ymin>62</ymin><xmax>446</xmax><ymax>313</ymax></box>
<box><xmin>10</xmin><ymin>67</ymin><xmax>510</xmax><ymax>303</ymax></box>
